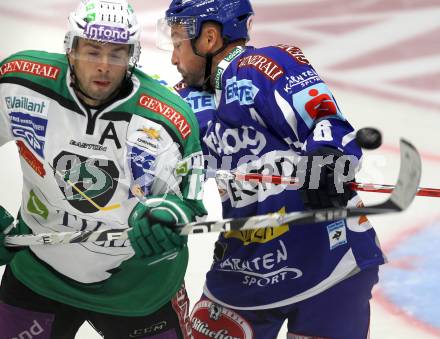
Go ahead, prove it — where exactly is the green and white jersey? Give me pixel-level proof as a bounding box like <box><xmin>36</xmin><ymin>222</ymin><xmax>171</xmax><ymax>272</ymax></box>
<box><xmin>0</xmin><ymin>50</ymin><xmax>206</xmax><ymax>316</ymax></box>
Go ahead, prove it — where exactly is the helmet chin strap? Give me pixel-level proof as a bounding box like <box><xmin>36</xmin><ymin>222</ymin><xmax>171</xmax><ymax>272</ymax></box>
<box><xmin>190</xmin><ymin>38</ymin><xmax>229</xmax><ymax>93</ymax></box>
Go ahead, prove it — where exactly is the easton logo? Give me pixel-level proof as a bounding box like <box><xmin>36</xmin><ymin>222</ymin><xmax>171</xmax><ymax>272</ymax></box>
<box><xmin>138</xmin><ymin>94</ymin><xmax>191</xmax><ymax>139</ymax></box>
<box><xmin>84</xmin><ymin>23</ymin><xmax>129</xmax><ymax>43</ymax></box>
<box><xmin>0</xmin><ymin>60</ymin><xmax>60</xmax><ymax>79</ymax></box>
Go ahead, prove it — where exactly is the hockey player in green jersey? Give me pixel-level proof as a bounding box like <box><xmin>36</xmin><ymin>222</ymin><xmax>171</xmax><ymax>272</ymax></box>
<box><xmin>0</xmin><ymin>0</ymin><xmax>205</xmax><ymax>338</ymax></box>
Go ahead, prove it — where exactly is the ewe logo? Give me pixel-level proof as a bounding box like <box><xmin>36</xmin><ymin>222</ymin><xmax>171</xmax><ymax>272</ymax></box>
<box><xmin>85</xmin><ymin>23</ymin><xmax>129</xmax><ymax>43</ymax></box>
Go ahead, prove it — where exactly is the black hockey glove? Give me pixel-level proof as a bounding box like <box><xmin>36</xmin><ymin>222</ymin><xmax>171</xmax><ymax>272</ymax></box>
<box><xmin>299</xmin><ymin>147</ymin><xmax>357</xmax><ymax>209</ymax></box>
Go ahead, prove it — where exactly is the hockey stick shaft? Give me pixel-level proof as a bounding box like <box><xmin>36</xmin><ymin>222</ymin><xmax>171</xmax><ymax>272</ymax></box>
<box><xmin>0</xmin><ymin>204</ymin><xmax>402</xmax><ymax>247</ymax></box>
<box><xmin>206</xmin><ymin>171</ymin><xmax>438</xmax><ymax>198</ymax></box>
<box><xmin>347</xmin><ymin>182</ymin><xmax>440</xmax><ymax>197</ymax></box>
<box><xmin>0</xmin><ymin>204</ymin><xmax>393</xmax><ymax>247</ymax></box>
<box><xmin>4</xmin><ymin>139</ymin><xmax>421</xmax><ymax>247</ymax></box>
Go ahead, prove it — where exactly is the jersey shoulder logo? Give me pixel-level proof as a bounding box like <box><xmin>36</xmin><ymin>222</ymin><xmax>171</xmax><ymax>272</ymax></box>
<box><xmin>238</xmin><ymin>54</ymin><xmax>285</xmax><ymax>81</ymax></box>
<box><xmin>138</xmin><ymin>94</ymin><xmax>192</xmax><ymax>139</ymax></box>
<box><xmin>275</xmin><ymin>44</ymin><xmax>310</xmax><ymax>65</ymax></box>
<box><xmin>0</xmin><ymin>59</ymin><xmax>61</xmax><ymax>80</ymax></box>
<box><xmin>292</xmin><ymin>83</ymin><xmax>344</xmax><ymax>128</ymax></box>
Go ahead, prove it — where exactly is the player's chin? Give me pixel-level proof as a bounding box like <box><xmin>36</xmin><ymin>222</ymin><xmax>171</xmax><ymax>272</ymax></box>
<box><xmin>84</xmin><ymin>90</ymin><xmax>111</xmax><ymax>104</ymax></box>
<box><xmin>184</xmin><ymin>75</ymin><xmax>203</xmax><ymax>88</ymax></box>
<box><xmin>90</xmin><ymin>85</ymin><xmax>115</xmax><ymax>98</ymax></box>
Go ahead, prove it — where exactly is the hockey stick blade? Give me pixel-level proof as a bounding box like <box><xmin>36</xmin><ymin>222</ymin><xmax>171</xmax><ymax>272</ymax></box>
<box><xmin>4</xmin><ymin>140</ymin><xmax>420</xmax><ymax>246</ymax></box>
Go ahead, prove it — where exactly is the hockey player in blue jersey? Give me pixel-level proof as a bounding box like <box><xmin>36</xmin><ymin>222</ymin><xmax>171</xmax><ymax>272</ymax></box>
<box><xmin>157</xmin><ymin>1</ymin><xmax>386</xmax><ymax>338</ymax></box>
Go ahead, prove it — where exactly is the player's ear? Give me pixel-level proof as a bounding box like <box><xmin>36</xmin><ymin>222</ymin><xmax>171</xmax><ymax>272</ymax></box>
<box><xmin>200</xmin><ymin>22</ymin><xmax>223</xmax><ymax>53</ymax></box>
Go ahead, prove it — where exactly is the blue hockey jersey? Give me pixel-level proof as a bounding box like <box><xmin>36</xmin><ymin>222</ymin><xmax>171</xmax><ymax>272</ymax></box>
<box><xmin>175</xmin><ymin>45</ymin><xmax>385</xmax><ymax>310</ymax></box>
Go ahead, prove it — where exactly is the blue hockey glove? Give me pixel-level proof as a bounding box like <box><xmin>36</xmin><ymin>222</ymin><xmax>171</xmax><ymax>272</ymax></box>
<box><xmin>128</xmin><ymin>195</ymin><xmax>193</xmax><ymax>259</ymax></box>
<box><xmin>0</xmin><ymin>206</ymin><xmax>16</xmax><ymax>266</ymax></box>
<box><xmin>299</xmin><ymin>147</ymin><xmax>357</xmax><ymax>209</ymax></box>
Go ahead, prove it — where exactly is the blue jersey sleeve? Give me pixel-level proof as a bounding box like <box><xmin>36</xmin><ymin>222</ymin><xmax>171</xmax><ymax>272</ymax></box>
<box><xmin>244</xmin><ymin>45</ymin><xmax>362</xmax><ymax>158</ymax></box>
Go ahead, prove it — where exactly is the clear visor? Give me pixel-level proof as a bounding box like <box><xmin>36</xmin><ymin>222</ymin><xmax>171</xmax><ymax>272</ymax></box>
<box><xmin>156</xmin><ymin>16</ymin><xmax>197</xmax><ymax>51</ymax></box>
<box><xmin>70</xmin><ymin>39</ymin><xmax>133</xmax><ymax>67</ymax></box>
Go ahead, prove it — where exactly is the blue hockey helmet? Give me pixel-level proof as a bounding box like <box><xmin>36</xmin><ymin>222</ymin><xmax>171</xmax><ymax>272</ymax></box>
<box><xmin>157</xmin><ymin>0</ymin><xmax>254</xmax><ymax>50</ymax></box>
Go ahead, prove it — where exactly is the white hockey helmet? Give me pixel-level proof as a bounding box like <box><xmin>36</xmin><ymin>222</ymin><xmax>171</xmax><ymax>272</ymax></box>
<box><xmin>64</xmin><ymin>0</ymin><xmax>141</xmax><ymax>67</ymax></box>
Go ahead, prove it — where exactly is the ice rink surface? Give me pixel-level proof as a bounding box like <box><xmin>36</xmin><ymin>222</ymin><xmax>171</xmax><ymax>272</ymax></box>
<box><xmin>0</xmin><ymin>0</ymin><xmax>439</xmax><ymax>338</ymax></box>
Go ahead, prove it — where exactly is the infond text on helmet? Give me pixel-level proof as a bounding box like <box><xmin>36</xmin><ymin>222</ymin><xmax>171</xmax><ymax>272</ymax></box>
<box><xmin>85</xmin><ymin>23</ymin><xmax>129</xmax><ymax>43</ymax></box>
